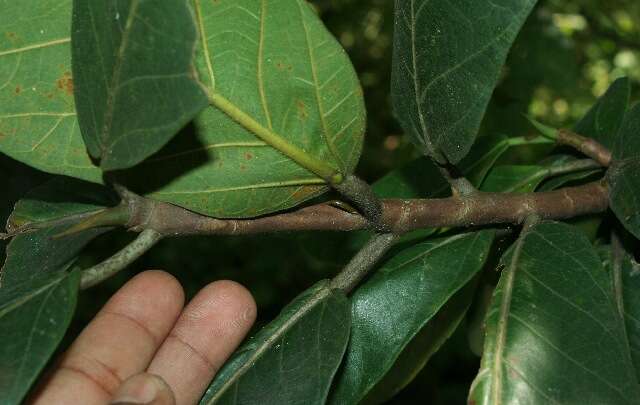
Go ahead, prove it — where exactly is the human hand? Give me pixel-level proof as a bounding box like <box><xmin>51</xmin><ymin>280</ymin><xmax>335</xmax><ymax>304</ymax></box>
<box><xmin>29</xmin><ymin>271</ymin><xmax>257</xmax><ymax>405</ymax></box>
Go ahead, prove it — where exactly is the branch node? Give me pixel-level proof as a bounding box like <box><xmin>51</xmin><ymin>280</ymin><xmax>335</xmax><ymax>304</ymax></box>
<box><xmin>333</xmin><ymin>174</ymin><xmax>388</xmax><ymax>232</ymax></box>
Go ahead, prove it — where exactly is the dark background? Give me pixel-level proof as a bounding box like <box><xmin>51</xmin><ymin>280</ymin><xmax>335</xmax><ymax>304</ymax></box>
<box><xmin>1</xmin><ymin>1</ymin><xmax>639</xmax><ymax>403</ymax></box>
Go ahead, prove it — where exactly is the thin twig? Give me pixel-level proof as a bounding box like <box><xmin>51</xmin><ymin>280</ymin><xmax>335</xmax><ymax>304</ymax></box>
<box><xmin>330</xmin><ymin>233</ymin><xmax>399</xmax><ymax>294</ymax></box>
<box><xmin>557</xmin><ymin>129</ymin><xmax>612</xmax><ymax>167</ymax></box>
<box><xmin>80</xmin><ymin>229</ymin><xmax>163</xmax><ymax>289</ymax></box>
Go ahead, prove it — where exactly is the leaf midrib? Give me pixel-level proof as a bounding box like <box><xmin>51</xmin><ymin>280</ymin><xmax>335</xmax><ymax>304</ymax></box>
<box><xmin>192</xmin><ymin>0</ymin><xmax>343</xmax><ymax>184</ymax></box>
<box><xmin>204</xmin><ymin>285</ymin><xmax>333</xmax><ymax>403</ymax></box>
<box><xmin>100</xmin><ymin>0</ymin><xmax>141</xmax><ymax>153</ymax></box>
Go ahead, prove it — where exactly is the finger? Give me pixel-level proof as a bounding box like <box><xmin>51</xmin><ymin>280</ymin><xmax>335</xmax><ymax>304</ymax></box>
<box><xmin>148</xmin><ymin>280</ymin><xmax>256</xmax><ymax>405</ymax></box>
<box><xmin>110</xmin><ymin>373</ymin><xmax>175</xmax><ymax>405</ymax></box>
<box><xmin>31</xmin><ymin>271</ymin><xmax>185</xmax><ymax>405</ymax></box>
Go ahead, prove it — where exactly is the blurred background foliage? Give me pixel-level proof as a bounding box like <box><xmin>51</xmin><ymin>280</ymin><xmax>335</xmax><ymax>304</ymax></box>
<box><xmin>1</xmin><ymin>0</ymin><xmax>638</xmax><ymax>403</ymax></box>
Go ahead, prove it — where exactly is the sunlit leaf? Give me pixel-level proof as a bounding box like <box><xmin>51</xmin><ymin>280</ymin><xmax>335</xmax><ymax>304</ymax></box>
<box><xmin>469</xmin><ymin>222</ymin><xmax>640</xmax><ymax>404</ymax></box>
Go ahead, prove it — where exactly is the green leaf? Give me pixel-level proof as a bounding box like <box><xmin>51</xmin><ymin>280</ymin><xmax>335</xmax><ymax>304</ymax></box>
<box><xmin>608</xmin><ymin>103</ymin><xmax>640</xmax><ymax>240</ymax></box>
<box><xmin>391</xmin><ymin>0</ymin><xmax>536</xmax><ymax>163</ymax></box>
<box><xmin>200</xmin><ymin>280</ymin><xmax>351</xmax><ymax>405</ymax></box>
<box><xmin>2</xmin><ymin>0</ymin><xmax>364</xmax><ymax>218</ymax></box>
<box><xmin>71</xmin><ymin>0</ymin><xmax>208</xmax><ymax>171</ymax></box>
<box><xmin>330</xmin><ymin>230</ymin><xmax>495</xmax><ymax>404</ymax></box>
<box><xmin>2</xmin><ymin>178</ymin><xmax>114</xmax><ymax>286</ymax></box>
<box><xmin>0</xmin><ymin>0</ymin><xmax>100</xmax><ymax>182</ymax></box>
<box><xmin>124</xmin><ymin>0</ymin><xmax>366</xmax><ymax>218</ymax></box>
<box><xmin>575</xmin><ymin>77</ymin><xmax>631</xmax><ymax>150</ymax></box>
<box><xmin>361</xmin><ymin>281</ymin><xmax>479</xmax><ymax>404</ymax></box>
<box><xmin>0</xmin><ymin>270</ymin><xmax>80</xmax><ymax>405</ymax></box>
<box><xmin>469</xmin><ymin>222</ymin><xmax>640</xmax><ymax>404</ymax></box>
<box><xmin>616</xmin><ymin>248</ymin><xmax>640</xmax><ymax>378</ymax></box>
<box><xmin>481</xmin><ymin>165</ymin><xmax>547</xmax><ymax>193</ymax></box>
<box><xmin>374</xmin><ymin>134</ymin><xmax>510</xmax><ymax>199</ymax></box>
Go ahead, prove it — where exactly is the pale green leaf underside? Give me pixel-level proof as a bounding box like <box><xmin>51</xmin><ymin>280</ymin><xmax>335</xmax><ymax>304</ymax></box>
<box><xmin>0</xmin><ymin>0</ymin><xmax>101</xmax><ymax>183</ymax></box>
<box><xmin>132</xmin><ymin>0</ymin><xmax>365</xmax><ymax>217</ymax></box>
<box><xmin>391</xmin><ymin>0</ymin><xmax>537</xmax><ymax>164</ymax></box>
<box><xmin>470</xmin><ymin>222</ymin><xmax>640</xmax><ymax>404</ymax></box>
<box><xmin>1</xmin><ymin>0</ymin><xmax>365</xmax><ymax>218</ymax></box>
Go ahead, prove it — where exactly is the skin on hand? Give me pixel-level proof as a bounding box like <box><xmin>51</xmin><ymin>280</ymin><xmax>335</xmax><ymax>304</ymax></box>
<box><xmin>28</xmin><ymin>271</ymin><xmax>257</xmax><ymax>405</ymax></box>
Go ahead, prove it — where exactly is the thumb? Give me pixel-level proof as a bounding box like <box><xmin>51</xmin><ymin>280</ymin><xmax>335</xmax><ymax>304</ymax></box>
<box><xmin>110</xmin><ymin>373</ymin><xmax>176</xmax><ymax>405</ymax></box>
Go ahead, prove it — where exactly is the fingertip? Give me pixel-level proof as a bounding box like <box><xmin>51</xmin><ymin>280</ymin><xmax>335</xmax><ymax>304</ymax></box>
<box><xmin>110</xmin><ymin>373</ymin><xmax>175</xmax><ymax>405</ymax></box>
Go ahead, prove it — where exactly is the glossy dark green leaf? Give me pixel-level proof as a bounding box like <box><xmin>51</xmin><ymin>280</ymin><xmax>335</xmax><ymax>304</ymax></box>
<box><xmin>482</xmin><ymin>165</ymin><xmax>547</xmax><ymax>193</ymax></box>
<box><xmin>129</xmin><ymin>0</ymin><xmax>365</xmax><ymax>218</ymax></box>
<box><xmin>602</xmin><ymin>240</ymin><xmax>640</xmax><ymax>380</ymax></box>
<box><xmin>71</xmin><ymin>0</ymin><xmax>208</xmax><ymax>170</ymax></box>
<box><xmin>361</xmin><ymin>281</ymin><xmax>479</xmax><ymax>405</ymax></box>
<box><xmin>0</xmin><ymin>0</ymin><xmax>101</xmax><ymax>182</ymax></box>
<box><xmin>608</xmin><ymin>103</ymin><xmax>640</xmax><ymax>240</ymax></box>
<box><xmin>373</xmin><ymin>134</ymin><xmax>510</xmax><ymax>199</ymax></box>
<box><xmin>200</xmin><ymin>280</ymin><xmax>350</xmax><ymax>405</ymax></box>
<box><xmin>391</xmin><ymin>0</ymin><xmax>536</xmax><ymax>163</ymax></box>
<box><xmin>330</xmin><ymin>230</ymin><xmax>495</xmax><ymax>404</ymax></box>
<box><xmin>0</xmin><ymin>270</ymin><xmax>80</xmax><ymax>405</ymax></box>
<box><xmin>575</xmin><ymin>77</ymin><xmax>631</xmax><ymax>150</ymax></box>
<box><xmin>469</xmin><ymin>222</ymin><xmax>640</xmax><ymax>404</ymax></box>
<box><xmin>1</xmin><ymin>178</ymin><xmax>113</xmax><ymax>286</ymax></box>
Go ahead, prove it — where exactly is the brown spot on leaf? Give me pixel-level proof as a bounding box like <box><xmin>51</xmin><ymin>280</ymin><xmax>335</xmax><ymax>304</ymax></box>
<box><xmin>240</xmin><ymin>164</ymin><xmax>247</xmax><ymax>171</ymax></box>
<box><xmin>296</xmin><ymin>100</ymin><xmax>308</xmax><ymax>120</ymax></box>
<box><xmin>56</xmin><ymin>72</ymin><xmax>74</xmax><ymax>95</ymax></box>
<box><xmin>0</xmin><ymin>131</ymin><xmax>5</xmax><ymax>141</ymax></box>
<box><xmin>244</xmin><ymin>152</ymin><xmax>253</xmax><ymax>160</ymax></box>
<box><xmin>14</xmin><ymin>85</ymin><xmax>21</xmax><ymax>95</ymax></box>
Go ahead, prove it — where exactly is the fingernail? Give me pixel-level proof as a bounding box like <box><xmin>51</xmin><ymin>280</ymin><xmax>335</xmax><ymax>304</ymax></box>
<box><xmin>110</xmin><ymin>374</ymin><xmax>160</xmax><ymax>405</ymax></box>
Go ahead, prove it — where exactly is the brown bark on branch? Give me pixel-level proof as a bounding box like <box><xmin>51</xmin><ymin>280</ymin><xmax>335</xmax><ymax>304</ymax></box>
<box><xmin>122</xmin><ymin>181</ymin><xmax>609</xmax><ymax>237</ymax></box>
<box><xmin>557</xmin><ymin>129</ymin><xmax>612</xmax><ymax>167</ymax></box>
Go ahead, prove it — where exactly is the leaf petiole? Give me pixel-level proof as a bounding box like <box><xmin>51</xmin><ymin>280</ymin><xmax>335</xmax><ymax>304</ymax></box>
<box><xmin>208</xmin><ymin>92</ymin><xmax>343</xmax><ymax>185</ymax></box>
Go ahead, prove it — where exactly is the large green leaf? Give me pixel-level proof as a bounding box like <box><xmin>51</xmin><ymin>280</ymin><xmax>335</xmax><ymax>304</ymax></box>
<box><xmin>2</xmin><ymin>0</ymin><xmax>365</xmax><ymax>218</ymax></box>
<box><xmin>391</xmin><ymin>0</ymin><xmax>536</xmax><ymax>164</ymax></box>
<box><xmin>360</xmin><ymin>282</ymin><xmax>478</xmax><ymax>404</ymax></box>
<box><xmin>123</xmin><ymin>0</ymin><xmax>366</xmax><ymax>218</ymax></box>
<box><xmin>1</xmin><ymin>178</ymin><xmax>114</xmax><ymax>286</ymax></box>
<box><xmin>608</xmin><ymin>103</ymin><xmax>640</xmax><ymax>240</ymax></box>
<box><xmin>71</xmin><ymin>0</ymin><xmax>208</xmax><ymax>170</ymax></box>
<box><xmin>0</xmin><ymin>270</ymin><xmax>80</xmax><ymax>405</ymax></box>
<box><xmin>575</xmin><ymin>77</ymin><xmax>631</xmax><ymax>150</ymax></box>
<box><xmin>618</xmin><ymin>249</ymin><xmax>640</xmax><ymax>379</ymax></box>
<box><xmin>605</xmin><ymin>241</ymin><xmax>640</xmax><ymax>380</ymax></box>
<box><xmin>469</xmin><ymin>222</ymin><xmax>640</xmax><ymax>404</ymax></box>
<box><xmin>200</xmin><ymin>280</ymin><xmax>351</xmax><ymax>405</ymax></box>
<box><xmin>330</xmin><ymin>230</ymin><xmax>495</xmax><ymax>404</ymax></box>
<box><xmin>0</xmin><ymin>0</ymin><xmax>100</xmax><ymax>183</ymax></box>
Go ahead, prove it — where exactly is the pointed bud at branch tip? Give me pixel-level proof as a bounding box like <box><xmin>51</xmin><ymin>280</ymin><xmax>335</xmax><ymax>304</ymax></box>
<box><xmin>526</xmin><ymin>116</ymin><xmax>559</xmax><ymax>140</ymax></box>
<box><xmin>52</xmin><ymin>204</ymin><xmax>130</xmax><ymax>239</ymax></box>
